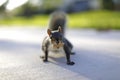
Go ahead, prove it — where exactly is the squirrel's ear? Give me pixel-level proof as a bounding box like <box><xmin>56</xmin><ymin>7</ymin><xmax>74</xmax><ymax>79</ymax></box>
<box><xmin>58</xmin><ymin>26</ymin><xmax>62</xmax><ymax>33</ymax></box>
<box><xmin>47</xmin><ymin>29</ymin><xmax>51</xmax><ymax>36</ymax></box>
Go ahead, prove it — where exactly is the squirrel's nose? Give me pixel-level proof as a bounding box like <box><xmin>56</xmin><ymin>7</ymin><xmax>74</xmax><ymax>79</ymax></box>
<box><xmin>56</xmin><ymin>40</ymin><xmax>59</xmax><ymax>44</ymax></box>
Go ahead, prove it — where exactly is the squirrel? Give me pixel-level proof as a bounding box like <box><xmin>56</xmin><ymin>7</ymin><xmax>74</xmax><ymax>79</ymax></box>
<box><xmin>41</xmin><ymin>11</ymin><xmax>75</xmax><ymax>65</ymax></box>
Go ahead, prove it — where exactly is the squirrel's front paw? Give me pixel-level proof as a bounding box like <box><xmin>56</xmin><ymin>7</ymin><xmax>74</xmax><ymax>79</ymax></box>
<box><xmin>71</xmin><ymin>52</ymin><xmax>75</xmax><ymax>55</ymax></box>
<box><xmin>67</xmin><ymin>61</ymin><xmax>75</xmax><ymax>65</ymax></box>
<box><xmin>43</xmin><ymin>59</ymin><xmax>48</xmax><ymax>62</ymax></box>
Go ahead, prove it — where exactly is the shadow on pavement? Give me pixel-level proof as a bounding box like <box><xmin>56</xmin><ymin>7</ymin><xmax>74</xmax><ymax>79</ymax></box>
<box><xmin>49</xmin><ymin>47</ymin><xmax>120</xmax><ymax>80</ymax></box>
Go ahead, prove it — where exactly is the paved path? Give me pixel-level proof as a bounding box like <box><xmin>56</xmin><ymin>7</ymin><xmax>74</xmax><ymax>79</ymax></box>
<box><xmin>0</xmin><ymin>27</ymin><xmax>120</xmax><ymax>80</ymax></box>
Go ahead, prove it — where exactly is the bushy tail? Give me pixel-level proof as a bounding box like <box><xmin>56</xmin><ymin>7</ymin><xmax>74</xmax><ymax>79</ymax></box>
<box><xmin>48</xmin><ymin>11</ymin><xmax>67</xmax><ymax>35</ymax></box>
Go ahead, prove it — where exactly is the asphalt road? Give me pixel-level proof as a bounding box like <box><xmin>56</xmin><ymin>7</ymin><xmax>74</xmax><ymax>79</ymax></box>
<box><xmin>0</xmin><ymin>27</ymin><xmax>120</xmax><ymax>80</ymax></box>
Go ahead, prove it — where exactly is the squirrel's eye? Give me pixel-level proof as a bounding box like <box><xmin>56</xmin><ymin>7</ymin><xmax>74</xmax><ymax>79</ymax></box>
<box><xmin>51</xmin><ymin>38</ymin><xmax>55</xmax><ymax>41</ymax></box>
<box><xmin>50</xmin><ymin>36</ymin><xmax>52</xmax><ymax>39</ymax></box>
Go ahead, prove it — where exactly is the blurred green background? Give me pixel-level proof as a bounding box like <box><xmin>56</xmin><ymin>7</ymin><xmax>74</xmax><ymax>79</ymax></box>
<box><xmin>0</xmin><ymin>0</ymin><xmax>120</xmax><ymax>30</ymax></box>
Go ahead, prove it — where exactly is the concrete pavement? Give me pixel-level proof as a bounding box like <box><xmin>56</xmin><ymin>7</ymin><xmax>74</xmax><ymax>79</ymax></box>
<box><xmin>0</xmin><ymin>27</ymin><xmax>120</xmax><ymax>80</ymax></box>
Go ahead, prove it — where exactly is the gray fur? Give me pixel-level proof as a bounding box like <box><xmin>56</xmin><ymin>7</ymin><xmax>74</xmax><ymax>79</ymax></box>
<box><xmin>41</xmin><ymin>11</ymin><xmax>75</xmax><ymax>65</ymax></box>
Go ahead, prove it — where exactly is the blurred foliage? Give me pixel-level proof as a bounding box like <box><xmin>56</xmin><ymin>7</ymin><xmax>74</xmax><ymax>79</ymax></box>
<box><xmin>1</xmin><ymin>0</ymin><xmax>119</xmax><ymax>18</ymax></box>
<box><xmin>0</xmin><ymin>0</ymin><xmax>120</xmax><ymax>30</ymax></box>
<box><xmin>0</xmin><ymin>0</ymin><xmax>9</xmax><ymax>18</ymax></box>
<box><xmin>0</xmin><ymin>0</ymin><xmax>8</xmax><ymax>12</ymax></box>
<box><xmin>102</xmin><ymin>0</ymin><xmax>114</xmax><ymax>10</ymax></box>
<box><xmin>15</xmin><ymin>2</ymin><xmax>39</xmax><ymax>17</ymax></box>
<box><xmin>42</xmin><ymin>0</ymin><xmax>62</xmax><ymax>10</ymax></box>
<box><xmin>13</xmin><ymin>0</ymin><xmax>63</xmax><ymax>17</ymax></box>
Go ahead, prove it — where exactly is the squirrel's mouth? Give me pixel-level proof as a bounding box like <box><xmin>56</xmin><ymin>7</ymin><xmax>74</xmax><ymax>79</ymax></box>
<box><xmin>57</xmin><ymin>46</ymin><xmax>60</xmax><ymax>49</ymax></box>
<box><xmin>53</xmin><ymin>45</ymin><xmax>60</xmax><ymax>49</ymax></box>
<box><xmin>53</xmin><ymin>42</ymin><xmax>64</xmax><ymax>49</ymax></box>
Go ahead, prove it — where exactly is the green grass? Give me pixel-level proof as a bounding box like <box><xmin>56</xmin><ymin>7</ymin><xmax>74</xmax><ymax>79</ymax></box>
<box><xmin>0</xmin><ymin>15</ymin><xmax>49</xmax><ymax>27</ymax></box>
<box><xmin>0</xmin><ymin>10</ymin><xmax>120</xmax><ymax>30</ymax></box>
<box><xmin>68</xmin><ymin>10</ymin><xmax>120</xmax><ymax>30</ymax></box>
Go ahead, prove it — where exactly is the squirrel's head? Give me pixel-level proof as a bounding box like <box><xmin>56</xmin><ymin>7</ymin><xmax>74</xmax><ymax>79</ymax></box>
<box><xmin>47</xmin><ymin>26</ymin><xmax>64</xmax><ymax>49</ymax></box>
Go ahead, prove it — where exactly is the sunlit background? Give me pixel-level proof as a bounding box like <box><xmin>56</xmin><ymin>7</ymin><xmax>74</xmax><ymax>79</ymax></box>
<box><xmin>0</xmin><ymin>0</ymin><xmax>120</xmax><ymax>30</ymax></box>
